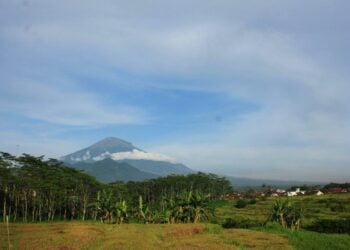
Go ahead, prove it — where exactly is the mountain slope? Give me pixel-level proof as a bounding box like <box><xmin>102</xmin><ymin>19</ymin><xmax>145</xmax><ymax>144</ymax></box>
<box><xmin>73</xmin><ymin>158</ymin><xmax>158</xmax><ymax>183</ymax></box>
<box><xmin>62</xmin><ymin>137</ymin><xmax>194</xmax><ymax>177</ymax></box>
<box><xmin>123</xmin><ymin>159</ymin><xmax>193</xmax><ymax>176</ymax></box>
<box><xmin>62</xmin><ymin>137</ymin><xmax>140</xmax><ymax>164</ymax></box>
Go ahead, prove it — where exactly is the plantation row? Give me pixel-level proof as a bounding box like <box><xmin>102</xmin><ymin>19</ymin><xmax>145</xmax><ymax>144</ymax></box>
<box><xmin>0</xmin><ymin>152</ymin><xmax>232</xmax><ymax>224</ymax></box>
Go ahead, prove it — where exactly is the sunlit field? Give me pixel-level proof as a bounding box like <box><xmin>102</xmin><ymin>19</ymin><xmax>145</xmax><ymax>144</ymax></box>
<box><xmin>1</xmin><ymin>194</ymin><xmax>350</xmax><ymax>250</ymax></box>
<box><xmin>0</xmin><ymin>223</ymin><xmax>292</xmax><ymax>250</ymax></box>
<box><xmin>214</xmin><ymin>194</ymin><xmax>350</xmax><ymax>227</ymax></box>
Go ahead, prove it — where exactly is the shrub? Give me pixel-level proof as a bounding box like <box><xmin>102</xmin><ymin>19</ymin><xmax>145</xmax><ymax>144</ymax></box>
<box><xmin>329</xmin><ymin>203</ymin><xmax>346</xmax><ymax>212</ymax></box>
<box><xmin>267</xmin><ymin>199</ymin><xmax>303</xmax><ymax>231</ymax></box>
<box><xmin>222</xmin><ymin>218</ymin><xmax>260</xmax><ymax>229</ymax></box>
<box><xmin>249</xmin><ymin>198</ymin><xmax>257</xmax><ymax>205</ymax></box>
<box><xmin>235</xmin><ymin>199</ymin><xmax>248</xmax><ymax>208</ymax></box>
<box><xmin>306</xmin><ymin>219</ymin><xmax>350</xmax><ymax>234</ymax></box>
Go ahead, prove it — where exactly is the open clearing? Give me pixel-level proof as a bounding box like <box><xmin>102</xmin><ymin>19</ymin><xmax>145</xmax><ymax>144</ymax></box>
<box><xmin>0</xmin><ymin>223</ymin><xmax>292</xmax><ymax>250</ymax></box>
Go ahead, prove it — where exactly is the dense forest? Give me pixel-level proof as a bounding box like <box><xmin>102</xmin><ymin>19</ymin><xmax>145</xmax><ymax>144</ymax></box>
<box><xmin>0</xmin><ymin>152</ymin><xmax>232</xmax><ymax>224</ymax></box>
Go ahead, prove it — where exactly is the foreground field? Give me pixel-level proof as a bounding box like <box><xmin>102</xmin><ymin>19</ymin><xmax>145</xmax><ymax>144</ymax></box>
<box><xmin>0</xmin><ymin>223</ymin><xmax>292</xmax><ymax>250</ymax></box>
<box><xmin>1</xmin><ymin>194</ymin><xmax>350</xmax><ymax>249</ymax></box>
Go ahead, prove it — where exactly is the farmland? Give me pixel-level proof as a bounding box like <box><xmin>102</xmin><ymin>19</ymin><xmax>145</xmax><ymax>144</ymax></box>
<box><xmin>214</xmin><ymin>194</ymin><xmax>350</xmax><ymax>228</ymax></box>
<box><xmin>1</xmin><ymin>154</ymin><xmax>350</xmax><ymax>249</ymax></box>
<box><xmin>0</xmin><ymin>223</ymin><xmax>292</xmax><ymax>250</ymax></box>
<box><xmin>1</xmin><ymin>194</ymin><xmax>350</xmax><ymax>249</ymax></box>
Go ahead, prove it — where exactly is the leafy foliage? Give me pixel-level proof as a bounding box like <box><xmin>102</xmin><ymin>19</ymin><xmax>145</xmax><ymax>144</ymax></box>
<box><xmin>267</xmin><ymin>199</ymin><xmax>303</xmax><ymax>231</ymax></box>
<box><xmin>306</xmin><ymin>219</ymin><xmax>350</xmax><ymax>234</ymax></box>
<box><xmin>0</xmin><ymin>152</ymin><xmax>231</xmax><ymax>224</ymax></box>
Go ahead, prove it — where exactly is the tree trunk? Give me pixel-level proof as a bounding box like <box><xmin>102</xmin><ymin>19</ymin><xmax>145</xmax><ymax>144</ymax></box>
<box><xmin>24</xmin><ymin>192</ymin><xmax>28</xmax><ymax>223</ymax></box>
<box><xmin>3</xmin><ymin>186</ymin><xmax>7</xmax><ymax>224</ymax></box>
<box><xmin>38</xmin><ymin>203</ymin><xmax>42</xmax><ymax>222</ymax></box>
<box><xmin>14</xmin><ymin>195</ymin><xmax>18</xmax><ymax>222</ymax></box>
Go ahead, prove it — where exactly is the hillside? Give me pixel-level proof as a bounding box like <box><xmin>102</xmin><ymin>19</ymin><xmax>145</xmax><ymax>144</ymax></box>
<box><xmin>73</xmin><ymin>158</ymin><xmax>159</xmax><ymax>182</ymax></box>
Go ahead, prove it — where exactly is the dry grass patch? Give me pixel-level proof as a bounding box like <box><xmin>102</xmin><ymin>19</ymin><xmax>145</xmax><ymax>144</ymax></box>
<box><xmin>0</xmin><ymin>223</ymin><xmax>293</xmax><ymax>250</ymax></box>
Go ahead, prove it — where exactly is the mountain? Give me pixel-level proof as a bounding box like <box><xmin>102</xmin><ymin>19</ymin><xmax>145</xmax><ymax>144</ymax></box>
<box><xmin>61</xmin><ymin>137</ymin><xmax>193</xmax><ymax>181</ymax></box>
<box><xmin>62</xmin><ymin>137</ymin><xmax>140</xmax><ymax>164</ymax></box>
<box><xmin>122</xmin><ymin>159</ymin><xmax>192</xmax><ymax>176</ymax></box>
<box><xmin>73</xmin><ymin>158</ymin><xmax>158</xmax><ymax>183</ymax></box>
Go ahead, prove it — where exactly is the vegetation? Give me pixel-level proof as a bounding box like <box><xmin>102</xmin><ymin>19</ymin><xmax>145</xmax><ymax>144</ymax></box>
<box><xmin>261</xmin><ymin>222</ymin><xmax>350</xmax><ymax>250</ymax></box>
<box><xmin>323</xmin><ymin>183</ymin><xmax>350</xmax><ymax>190</ymax></box>
<box><xmin>267</xmin><ymin>199</ymin><xmax>303</xmax><ymax>231</ymax></box>
<box><xmin>214</xmin><ymin>194</ymin><xmax>350</xmax><ymax>228</ymax></box>
<box><xmin>0</xmin><ymin>223</ymin><xmax>294</xmax><ymax>249</ymax></box>
<box><xmin>0</xmin><ymin>152</ymin><xmax>232</xmax><ymax>224</ymax></box>
<box><xmin>2</xmin><ymin>151</ymin><xmax>350</xmax><ymax>249</ymax></box>
<box><xmin>305</xmin><ymin>219</ymin><xmax>350</xmax><ymax>234</ymax></box>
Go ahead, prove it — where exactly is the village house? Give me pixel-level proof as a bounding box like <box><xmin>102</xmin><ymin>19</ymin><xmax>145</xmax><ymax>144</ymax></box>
<box><xmin>287</xmin><ymin>187</ymin><xmax>306</xmax><ymax>197</ymax></box>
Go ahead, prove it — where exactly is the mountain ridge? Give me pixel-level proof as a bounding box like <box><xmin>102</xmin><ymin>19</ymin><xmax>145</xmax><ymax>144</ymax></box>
<box><xmin>61</xmin><ymin>137</ymin><xmax>194</xmax><ymax>181</ymax></box>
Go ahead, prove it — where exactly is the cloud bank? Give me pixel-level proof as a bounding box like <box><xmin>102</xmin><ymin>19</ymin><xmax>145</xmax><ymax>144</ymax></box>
<box><xmin>1</xmin><ymin>0</ymin><xmax>350</xmax><ymax>181</ymax></box>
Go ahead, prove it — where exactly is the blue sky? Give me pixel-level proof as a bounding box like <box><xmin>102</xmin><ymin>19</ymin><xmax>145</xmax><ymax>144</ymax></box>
<box><xmin>1</xmin><ymin>0</ymin><xmax>350</xmax><ymax>182</ymax></box>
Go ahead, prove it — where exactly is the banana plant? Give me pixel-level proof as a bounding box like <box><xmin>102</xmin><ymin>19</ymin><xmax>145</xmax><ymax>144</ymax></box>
<box><xmin>135</xmin><ymin>195</ymin><xmax>145</xmax><ymax>223</ymax></box>
<box><xmin>90</xmin><ymin>190</ymin><xmax>115</xmax><ymax>224</ymax></box>
<box><xmin>190</xmin><ymin>191</ymin><xmax>210</xmax><ymax>223</ymax></box>
<box><xmin>267</xmin><ymin>199</ymin><xmax>303</xmax><ymax>230</ymax></box>
<box><xmin>115</xmin><ymin>200</ymin><xmax>127</xmax><ymax>224</ymax></box>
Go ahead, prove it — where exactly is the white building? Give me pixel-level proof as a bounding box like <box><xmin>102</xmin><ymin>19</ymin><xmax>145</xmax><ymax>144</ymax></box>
<box><xmin>316</xmin><ymin>190</ymin><xmax>324</xmax><ymax>196</ymax></box>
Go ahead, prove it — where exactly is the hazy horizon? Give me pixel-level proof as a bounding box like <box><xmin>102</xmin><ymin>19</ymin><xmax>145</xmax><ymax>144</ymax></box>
<box><xmin>1</xmin><ymin>1</ymin><xmax>350</xmax><ymax>182</ymax></box>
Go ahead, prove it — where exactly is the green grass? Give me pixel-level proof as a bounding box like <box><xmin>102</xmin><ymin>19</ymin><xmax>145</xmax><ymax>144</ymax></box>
<box><xmin>214</xmin><ymin>194</ymin><xmax>350</xmax><ymax>227</ymax></box>
<box><xmin>213</xmin><ymin>194</ymin><xmax>350</xmax><ymax>249</ymax></box>
<box><xmin>1</xmin><ymin>194</ymin><xmax>350</xmax><ymax>249</ymax></box>
<box><xmin>260</xmin><ymin>223</ymin><xmax>350</xmax><ymax>250</ymax></box>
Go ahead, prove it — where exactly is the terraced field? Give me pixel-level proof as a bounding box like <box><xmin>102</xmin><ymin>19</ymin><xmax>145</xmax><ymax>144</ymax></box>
<box><xmin>214</xmin><ymin>194</ymin><xmax>350</xmax><ymax>227</ymax></box>
<box><xmin>0</xmin><ymin>223</ymin><xmax>293</xmax><ymax>250</ymax></box>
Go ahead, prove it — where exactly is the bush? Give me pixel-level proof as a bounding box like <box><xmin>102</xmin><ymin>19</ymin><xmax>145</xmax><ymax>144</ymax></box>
<box><xmin>249</xmin><ymin>198</ymin><xmax>257</xmax><ymax>205</ymax></box>
<box><xmin>329</xmin><ymin>203</ymin><xmax>346</xmax><ymax>212</ymax></box>
<box><xmin>235</xmin><ymin>199</ymin><xmax>248</xmax><ymax>208</ymax></box>
<box><xmin>306</xmin><ymin>219</ymin><xmax>350</xmax><ymax>234</ymax></box>
<box><xmin>222</xmin><ymin>218</ymin><xmax>261</xmax><ymax>229</ymax></box>
<box><xmin>234</xmin><ymin>198</ymin><xmax>256</xmax><ymax>208</ymax></box>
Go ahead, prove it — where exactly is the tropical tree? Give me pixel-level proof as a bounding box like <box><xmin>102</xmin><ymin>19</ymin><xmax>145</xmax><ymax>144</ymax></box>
<box><xmin>91</xmin><ymin>190</ymin><xmax>115</xmax><ymax>223</ymax></box>
<box><xmin>115</xmin><ymin>200</ymin><xmax>127</xmax><ymax>224</ymax></box>
<box><xmin>133</xmin><ymin>195</ymin><xmax>145</xmax><ymax>223</ymax></box>
<box><xmin>190</xmin><ymin>191</ymin><xmax>210</xmax><ymax>223</ymax></box>
<box><xmin>267</xmin><ymin>199</ymin><xmax>302</xmax><ymax>230</ymax></box>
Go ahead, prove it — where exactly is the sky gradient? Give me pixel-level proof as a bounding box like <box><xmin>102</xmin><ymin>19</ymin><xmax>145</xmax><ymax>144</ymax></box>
<box><xmin>1</xmin><ymin>0</ymin><xmax>350</xmax><ymax>182</ymax></box>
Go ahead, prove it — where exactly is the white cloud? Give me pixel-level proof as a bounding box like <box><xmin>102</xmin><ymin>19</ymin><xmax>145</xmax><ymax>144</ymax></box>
<box><xmin>0</xmin><ymin>78</ymin><xmax>148</xmax><ymax>126</ymax></box>
<box><xmin>91</xmin><ymin>149</ymin><xmax>175</xmax><ymax>162</ymax></box>
<box><xmin>1</xmin><ymin>0</ymin><xmax>350</xmax><ymax>181</ymax></box>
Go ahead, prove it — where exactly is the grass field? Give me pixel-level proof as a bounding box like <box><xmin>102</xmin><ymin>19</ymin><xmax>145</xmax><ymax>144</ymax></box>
<box><xmin>0</xmin><ymin>223</ymin><xmax>292</xmax><ymax>250</ymax></box>
<box><xmin>1</xmin><ymin>194</ymin><xmax>350</xmax><ymax>250</ymax></box>
<box><xmin>213</xmin><ymin>193</ymin><xmax>350</xmax><ymax>227</ymax></box>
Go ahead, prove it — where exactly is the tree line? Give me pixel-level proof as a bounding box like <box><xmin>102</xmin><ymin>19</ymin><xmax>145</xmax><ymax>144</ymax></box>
<box><xmin>0</xmin><ymin>152</ymin><xmax>232</xmax><ymax>224</ymax></box>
